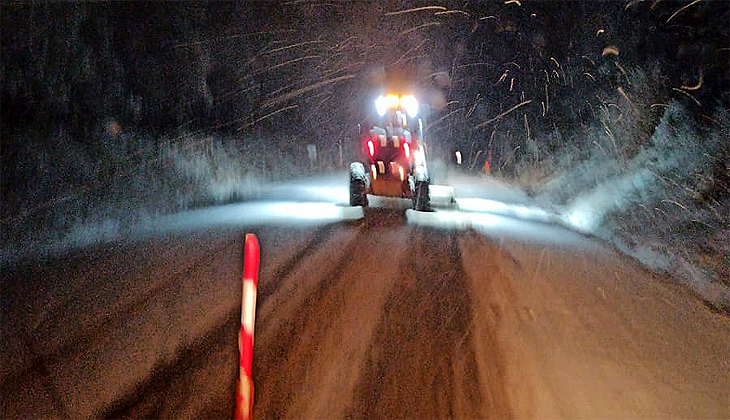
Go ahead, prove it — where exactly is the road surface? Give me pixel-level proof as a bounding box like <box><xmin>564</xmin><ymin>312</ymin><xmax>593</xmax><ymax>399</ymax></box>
<box><xmin>1</xmin><ymin>172</ymin><xmax>728</xmax><ymax>419</ymax></box>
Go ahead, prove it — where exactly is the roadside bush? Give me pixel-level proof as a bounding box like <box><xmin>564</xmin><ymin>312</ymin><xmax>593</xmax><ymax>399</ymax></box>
<box><xmin>1</xmin><ymin>127</ymin><xmax>310</xmax><ymax>259</ymax></box>
<box><xmin>562</xmin><ymin>101</ymin><xmax>730</xmax><ymax>310</ymax></box>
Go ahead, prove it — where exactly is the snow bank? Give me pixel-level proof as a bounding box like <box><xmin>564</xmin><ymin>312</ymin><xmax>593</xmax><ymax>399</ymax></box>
<box><xmin>540</xmin><ymin>102</ymin><xmax>730</xmax><ymax>311</ymax></box>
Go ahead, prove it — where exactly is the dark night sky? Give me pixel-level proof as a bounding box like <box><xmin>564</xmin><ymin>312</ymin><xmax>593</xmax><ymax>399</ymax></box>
<box><xmin>1</xmin><ymin>1</ymin><xmax>728</xmax><ymax>146</ymax></box>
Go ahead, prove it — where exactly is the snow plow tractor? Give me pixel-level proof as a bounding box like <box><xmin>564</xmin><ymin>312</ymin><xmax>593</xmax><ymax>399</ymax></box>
<box><xmin>349</xmin><ymin>94</ymin><xmax>431</xmax><ymax>211</ymax></box>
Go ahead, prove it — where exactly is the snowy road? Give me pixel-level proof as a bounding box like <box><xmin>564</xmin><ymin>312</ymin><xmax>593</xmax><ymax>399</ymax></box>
<box><xmin>1</xmin><ymin>172</ymin><xmax>728</xmax><ymax>419</ymax></box>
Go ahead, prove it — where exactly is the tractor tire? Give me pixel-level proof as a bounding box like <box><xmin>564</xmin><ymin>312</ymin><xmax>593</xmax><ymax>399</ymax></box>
<box><xmin>413</xmin><ymin>180</ymin><xmax>430</xmax><ymax>211</ymax></box>
<box><xmin>349</xmin><ymin>162</ymin><xmax>369</xmax><ymax>207</ymax></box>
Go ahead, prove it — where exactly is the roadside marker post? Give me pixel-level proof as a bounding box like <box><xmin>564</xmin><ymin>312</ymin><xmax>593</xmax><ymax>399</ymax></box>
<box><xmin>235</xmin><ymin>234</ymin><xmax>260</xmax><ymax>420</ymax></box>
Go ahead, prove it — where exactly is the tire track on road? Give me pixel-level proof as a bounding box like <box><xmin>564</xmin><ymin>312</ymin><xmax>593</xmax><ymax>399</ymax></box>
<box><xmin>99</xmin><ymin>223</ymin><xmax>359</xmax><ymax>420</ymax></box>
<box><xmin>100</xmin><ymin>308</ymin><xmax>239</xmax><ymax>419</ymax></box>
<box><xmin>345</xmin><ymin>229</ymin><xmax>486</xmax><ymax>420</ymax></box>
<box><xmin>2</xmin><ymin>236</ymin><xmax>238</xmax><ymax>420</ymax></box>
<box><xmin>96</xmin><ymin>225</ymin><xmax>336</xmax><ymax>419</ymax></box>
<box><xmin>459</xmin><ymin>230</ymin><xmax>526</xmax><ymax>419</ymax></box>
<box><xmin>257</xmin><ymin>224</ymin><xmax>339</xmax><ymax>304</ymax></box>
<box><xmin>253</xmin><ymin>229</ymin><xmax>362</xmax><ymax>420</ymax></box>
<box><xmin>48</xmin><ymin>237</ymin><xmax>236</xmax><ymax>362</ymax></box>
<box><xmin>277</xmin><ymin>226</ymin><xmax>411</xmax><ymax>419</ymax></box>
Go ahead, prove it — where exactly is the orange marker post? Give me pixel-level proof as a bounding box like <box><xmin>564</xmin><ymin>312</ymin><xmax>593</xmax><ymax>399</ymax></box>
<box><xmin>235</xmin><ymin>234</ymin><xmax>260</xmax><ymax>420</ymax></box>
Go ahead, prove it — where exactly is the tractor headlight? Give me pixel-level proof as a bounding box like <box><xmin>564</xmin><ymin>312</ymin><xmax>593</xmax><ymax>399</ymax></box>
<box><xmin>375</xmin><ymin>94</ymin><xmax>399</xmax><ymax>117</ymax></box>
<box><xmin>400</xmin><ymin>95</ymin><xmax>418</xmax><ymax>118</ymax></box>
<box><xmin>375</xmin><ymin>95</ymin><xmax>387</xmax><ymax>116</ymax></box>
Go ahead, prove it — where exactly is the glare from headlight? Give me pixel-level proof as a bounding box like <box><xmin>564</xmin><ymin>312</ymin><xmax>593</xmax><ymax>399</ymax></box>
<box><xmin>376</xmin><ymin>94</ymin><xmax>400</xmax><ymax>116</ymax></box>
<box><xmin>376</xmin><ymin>94</ymin><xmax>418</xmax><ymax>117</ymax></box>
<box><xmin>400</xmin><ymin>95</ymin><xmax>418</xmax><ymax>117</ymax></box>
<box><xmin>375</xmin><ymin>95</ymin><xmax>387</xmax><ymax>116</ymax></box>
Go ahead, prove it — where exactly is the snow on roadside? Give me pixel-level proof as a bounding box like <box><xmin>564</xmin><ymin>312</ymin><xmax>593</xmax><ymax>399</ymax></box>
<box><xmin>0</xmin><ymin>132</ymin><xmax>311</xmax><ymax>268</ymax></box>
<box><xmin>0</xmin><ymin>173</ymin><xmax>359</xmax><ymax>269</ymax></box>
<box><xmin>562</xmin><ymin>167</ymin><xmax>654</xmax><ymax>233</ymax></box>
<box><xmin>542</xmin><ymin>103</ymin><xmax>730</xmax><ymax>312</ymax></box>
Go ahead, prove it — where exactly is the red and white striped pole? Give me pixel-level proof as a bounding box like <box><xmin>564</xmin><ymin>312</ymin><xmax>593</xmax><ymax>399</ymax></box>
<box><xmin>235</xmin><ymin>234</ymin><xmax>260</xmax><ymax>420</ymax></box>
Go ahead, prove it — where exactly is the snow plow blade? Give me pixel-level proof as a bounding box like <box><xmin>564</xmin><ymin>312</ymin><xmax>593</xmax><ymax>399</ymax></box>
<box><xmin>428</xmin><ymin>184</ymin><xmax>455</xmax><ymax>208</ymax></box>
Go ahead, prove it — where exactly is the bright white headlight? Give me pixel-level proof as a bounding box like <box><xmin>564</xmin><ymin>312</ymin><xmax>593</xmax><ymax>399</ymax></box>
<box><xmin>400</xmin><ymin>95</ymin><xmax>418</xmax><ymax>118</ymax></box>
<box><xmin>375</xmin><ymin>95</ymin><xmax>387</xmax><ymax>116</ymax></box>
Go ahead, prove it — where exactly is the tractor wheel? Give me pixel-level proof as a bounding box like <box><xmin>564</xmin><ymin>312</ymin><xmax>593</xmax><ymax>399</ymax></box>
<box><xmin>349</xmin><ymin>162</ymin><xmax>369</xmax><ymax>207</ymax></box>
<box><xmin>413</xmin><ymin>180</ymin><xmax>430</xmax><ymax>211</ymax></box>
